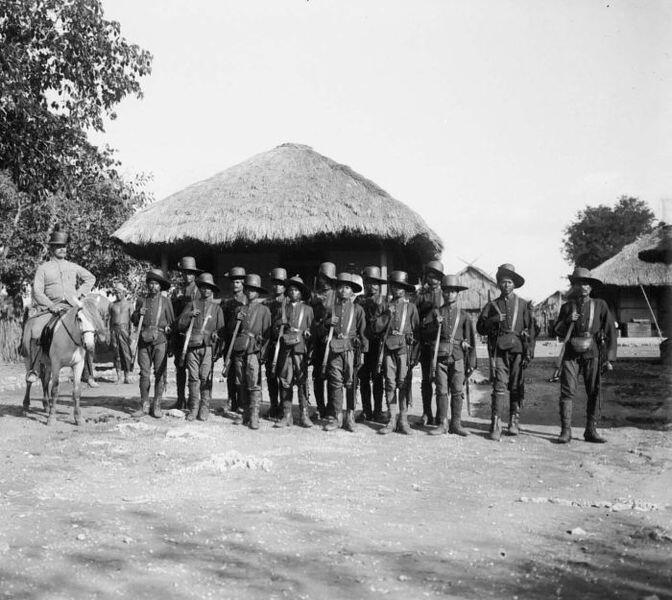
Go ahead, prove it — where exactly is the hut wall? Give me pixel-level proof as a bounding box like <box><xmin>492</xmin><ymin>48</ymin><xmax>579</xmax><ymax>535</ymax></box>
<box><xmin>604</xmin><ymin>285</ymin><xmax>672</xmax><ymax>337</ymax></box>
<box><xmin>455</xmin><ymin>269</ymin><xmax>499</xmax><ymax>312</ymax></box>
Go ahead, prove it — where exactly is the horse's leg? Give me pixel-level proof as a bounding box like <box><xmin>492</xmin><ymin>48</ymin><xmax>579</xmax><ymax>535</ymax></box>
<box><xmin>72</xmin><ymin>354</ymin><xmax>85</xmax><ymax>426</ymax></box>
<box><xmin>46</xmin><ymin>360</ymin><xmax>59</xmax><ymax>426</ymax></box>
<box><xmin>22</xmin><ymin>382</ymin><xmax>32</xmax><ymax>413</ymax></box>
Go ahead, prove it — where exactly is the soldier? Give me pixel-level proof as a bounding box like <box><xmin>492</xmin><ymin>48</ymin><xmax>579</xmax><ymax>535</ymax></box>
<box><xmin>274</xmin><ymin>275</ymin><xmax>315</xmax><ymax>428</ymax></box>
<box><xmin>554</xmin><ymin>267</ymin><xmax>616</xmax><ymax>444</ymax></box>
<box><xmin>320</xmin><ymin>272</ymin><xmax>368</xmax><ymax>432</ymax></box>
<box><xmin>356</xmin><ymin>266</ymin><xmax>387</xmax><ymax>423</ymax></box>
<box><xmin>177</xmin><ymin>272</ymin><xmax>225</xmax><ymax>422</ymax></box>
<box><xmin>231</xmin><ymin>274</ymin><xmax>271</xmax><ymax>429</ymax></box>
<box><xmin>428</xmin><ymin>275</ymin><xmax>476</xmax><ymax>436</ymax></box>
<box><xmin>310</xmin><ymin>262</ymin><xmax>337</xmax><ymax>420</ymax></box>
<box><xmin>376</xmin><ymin>271</ymin><xmax>419</xmax><ymax>435</ymax></box>
<box><xmin>415</xmin><ymin>260</ymin><xmax>446</xmax><ymax>425</ymax></box>
<box><xmin>23</xmin><ymin>228</ymin><xmax>96</xmax><ymax>383</ymax></box>
<box><xmin>171</xmin><ymin>257</ymin><xmax>202</xmax><ymax>410</ymax></box>
<box><xmin>131</xmin><ymin>269</ymin><xmax>175</xmax><ymax>418</ymax></box>
<box><xmin>222</xmin><ymin>267</ymin><xmax>247</xmax><ymax>413</ymax></box>
<box><xmin>264</xmin><ymin>267</ymin><xmax>287</xmax><ymax>419</ymax></box>
<box><xmin>109</xmin><ymin>282</ymin><xmax>134</xmax><ymax>384</ymax></box>
<box><xmin>477</xmin><ymin>264</ymin><xmax>535</xmax><ymax>441</ymax></box>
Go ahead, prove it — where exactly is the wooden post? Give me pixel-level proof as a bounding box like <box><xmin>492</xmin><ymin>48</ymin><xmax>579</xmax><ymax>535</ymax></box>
<box><xmin>639</xmin><ymin>284</ymin><xmax>663</xmax><ymax>339</ymax></box>
<box><xmin>379</xmin><ymin>247</ymin><xmax>388</xmax><ymax>298</ymax></box>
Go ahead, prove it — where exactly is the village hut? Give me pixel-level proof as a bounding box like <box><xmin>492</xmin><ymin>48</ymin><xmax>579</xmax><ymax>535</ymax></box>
<box><xmin>113</xmin><ymin>144</ymin><xmax>442</xmax><ymax>292</ymax></box>
<box><xmin>455</xmin><ymin>265</ymin><xmax>500</xmax><ymax>321</ymax></box>
<box><xmin>592</xmin><ymin>225</ymin><xmax>672</xmax><ymax>338</ymax></box>
<box><xmin>532</xmin><ymin>290</ymin><xmax>567</xmax><ymax>338</ymax></box>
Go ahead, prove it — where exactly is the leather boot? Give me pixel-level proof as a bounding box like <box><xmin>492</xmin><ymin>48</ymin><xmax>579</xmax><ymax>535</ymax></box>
<box><xmin>274</xmin><ymin>397</ymin><xmax>293</xmax><ymax>428</ymax></box>
<box><xmin>487</xmin><ymin>393</ymin><xmax>504</xmax><ymax>441</ymax></box>
<box><xmin>186</xmin><ymin>392</ymin><xmax>198</xmax><ymax>421</ymax></box>
<box><xmin>151</xmin><ymin>397</ymin><xmax>163</xmax><ymax>419</ymax></box>
<box><xmin>430</xmin><ymin>394</ymin><xmax>449</xmax><ymax>435</ymax></box>
<box><xmin>449</xmin><ymin>394</ymin><xmax>468</xmax><ymax>436</ymax></box>
<box><xmin>197</xmin><ymin>390</ymin><xmax>210</xmax><ymax>421</ymax></box>
<box><xmin>584</xmin><ymin>396</ymin><xmax>606</xmax><ymax>443</ymax></box>
<box><xmin>324</xmin><ymin>411</ymin><xmax>343</xmax><ymax>431</ymax></box>
<box><xmin>557</xmin><ymin>399</ymin><xmax>572</xmax><ymax>444</ymax></box>
<box><xmin>343</xmin><ymin>409</ymin><xmax>356</xmax><ymax>432</ymax></box>
<box><xmin>397</xmin><ymin>403</ymin><xmax>412</xmax><ymax>435</ymax></box>
<box><xmin>508</xmin><ymin>399</ymin><xmax>520</xmax><ymax>436</ymax></box>
<box><xmin>132</xmin><ymin>396</ymin><xmax>150</xmax><ymax>418</ymax></box>
<box><xmin>123</xmin><ymin>371</ymin><xmax>131</xmax><ymax>384</ymax></box>
<box><xmin>249</xmin><ymin>391</ymin><xmax>261</xmax><ymax>430</ymax></box>
<box><xmin>26</xmin><ymin>339</ymin><xmax>41</xmax><ymax>383</ymax></box>
<box><xmin>378</xmin><ymin>403</ymin><xmax>399</xmax><ymax>435</ymax></box>
<box><xmin>298</xmin><ymin>387</ymin><xmax>313</xmax><ymax>428</ymax></box>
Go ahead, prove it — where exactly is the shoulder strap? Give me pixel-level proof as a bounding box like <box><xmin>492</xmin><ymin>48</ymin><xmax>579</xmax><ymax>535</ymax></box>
<box><xmin>296</xmin><ymin>304</ymin><xmax>305</xmax><ymax>330</ymax></box>
<box><xmin>449</xmin><ymin>307</ymin><xmax>461</xmax><ymax>341</ymax></box>
<box><xmin>345</xmin><ymin>301</ymin><xmax>355</xmax><ymax>336</ymax></box>
<box><xmin>510</xmin><ymin>297</ymin><xmax>519</xmax><ymax>332</ymax></box>
<box><xmin>156</xmin><ymin>295</ymin><xmax>163</xmax><ymax>326</ymax></box>
<box><xmin>398</xmin><ymin>300</ymin><xmax>408</xmax><ymax>333</ymax></box>
<box><xmin>587</xmin><ymin>300</ymin><xmax>595</xmax><ymax>332</ymax></box>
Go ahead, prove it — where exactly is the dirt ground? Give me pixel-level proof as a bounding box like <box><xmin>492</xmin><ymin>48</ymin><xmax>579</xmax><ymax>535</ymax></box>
<box><xmin>0</xmin><ymin>346</ymin><xmax>670</xmax><ymax>600</ymax></box>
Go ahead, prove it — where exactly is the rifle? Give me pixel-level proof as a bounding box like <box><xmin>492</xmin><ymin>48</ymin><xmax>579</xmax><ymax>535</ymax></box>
<box><xmin>376</xmin><ymin>306</ymin><xmax>394</xmax><ymax>375</ymax></box>
<box><xmin>271</xmin><ymin>300</ymin><xmax>287</xmax><ymax>377</ymax></box>
<box><xmin>549</xmin><ymin>321</ymin><xmax>574</xmax><ymax>382</ymax></box>
<box><xmin>464</xmin><ymin>344</ymin><xmax>472</xmax><ymax>416</ymax></box>
<box><xmin>321</xmin><ymin>325</ymin><xmax>334</xmax><ymax>378</ymax></box>
<box><xmin>430</xmin><ymin>320</ymin><xmax>442</xmax><ymax>382</ymax></box>
<box><xmin>130</xmin><ymin>313</ymin><xmax>144</xmax><ymax>366</ymax></box>
<box><xmin>179</xmin><ymin>314</ymin><xmax>196</xmax><ymax>367</ymax></box>
<box><xmin>221</xmin><ymin>318</ymin><xmax>242</xmax><ymax>378</ymax></box>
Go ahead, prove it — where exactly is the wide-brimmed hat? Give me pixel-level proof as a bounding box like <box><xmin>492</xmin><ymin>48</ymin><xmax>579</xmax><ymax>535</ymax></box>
<box><xmin>496</xmin><ymin>263</ymin><xmax>525</xmax><ymax>288</ymax></box>
<box><xmin>441</xmin><ymin>274</ymin><xmax>468</xmax><ymax>292</ymax></box>
<box><xmin>269</xmin><ymin>267</ymin><xmax>287</xmax><ymax>285</ymax></box>
<box><xmin>225</xmin><ymin>266</ymin><xmax>246</xmax><ymax>280</ymax></box>
<box><xmin>48</xmin><ymin>230</ymin><xmax>69</xmax><ymax>245</ymax></box>
<box><xmin>196</xmin><ymin>272</ymin><xmax>220</xmax><ymax>292</ymax></box>
<box><xmin>318</xmin><ymin>262</ymin><xmax>337</xmax><ymax>281</ymax></box>
<box><xmin>285</xmin><ymin>275</ymin><xmax>310</xmax><ymax>297</ymax></box>
<box><xmin>146</xmin><ymin>268</ymin><xmax>171</xmax><ymax>291</ymax></box>
<box><xmin>335</xmin><ymin>272</ymin><xmax>362</xmax><ymax>293</ymax></box>
<box><xmin>388</xmin><ymin>271</ymin><xmax>416</xmax><ymax>292</ymax></box>
<box><xmin>243</xmin><ymin>274</ymin><xmax>268</xmax><ymax>295</ymax></box>
<box><xmin>177</xmin><ymin>256</ymin><xmax>203</xmax><ymax>274</ymax></box>
<box><xmin>361</xmin><ymin>266</ymin><xmax>387</xmax><ymax>284</ymax></box>
<box><xmin>424</xmin><ymin>260</ymin><xmax>445</xmax><ymax>279</ymax></box>
<box><xmin>568</xmin><ymin>267</ymin><xmax>602</xmax><ymax>287</ymax></box>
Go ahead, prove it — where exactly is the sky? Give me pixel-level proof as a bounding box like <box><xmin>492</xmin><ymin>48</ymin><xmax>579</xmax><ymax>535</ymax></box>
<box><xmin>93</xmin><ymin>0</ymin><xmax>672</xmax><ymax>301</ymax></box>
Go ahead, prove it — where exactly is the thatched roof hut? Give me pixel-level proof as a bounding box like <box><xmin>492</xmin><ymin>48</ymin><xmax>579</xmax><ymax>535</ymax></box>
<box><xmin>113</xmin><ymin>143</ymin><xmax>442</xmax><ymax>288</ymax></box>
<box><xmin>592</xmin><ymin>225</ymin><xmax>672</xmax><ymax>337</ymax></box>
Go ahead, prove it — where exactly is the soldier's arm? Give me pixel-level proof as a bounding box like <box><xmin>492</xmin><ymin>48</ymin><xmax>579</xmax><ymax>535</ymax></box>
<box><xmin>601</xmin><ymin>301</ymin><xmax>618</xmax><ymax>362</ymax></box>
<box><xmin>131</xmin><ymin>298</ymin><xmax>144</xmax><ymax>326</ymax></box>
<box><xmin>32</xmin><ymin>266</ymin><xmax>54</xmax><ymax>309</ymax></box>
<box><xmin>465</xmin><ymin>315</ymin><xmax>477</xmax><ymax>370</ymax></box>
<box><xmin>176</xmin><ymin>302</ymin><xmax>194</xmax><ymax>332</ymax></box>
<box><xmin>524</xmin><ymin>303</ymin><xmax>536</xmax><ymax>357</ymax></box>
<box><xmin>356</xmin><ymin>305</ymin><xmax>369</xmax><ymax>354</ymax></box>
<box><xmin>476</xmin><ymin>304</ymin><xmax>495</xmax><ymax>336</ymax></box>
<box><xmin>553</xmin><ymin>303</ymin><xmax>570</xmax><ymax>338</ymax></box>
<box><xmin>75</xmin><ymin>265</ymin><xmax>96</xmax><ymax>298</ymax></box>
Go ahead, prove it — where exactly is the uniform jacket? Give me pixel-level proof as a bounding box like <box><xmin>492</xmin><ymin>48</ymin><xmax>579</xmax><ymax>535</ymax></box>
<box><xmin>222</xmin><ymin>292</ymin><xmax>247</xmax><ymax>340</ymax></box>
<box><xmin>554</xmin><ymin>296</ymin><xmax>617</xmax><ymax>361</ymax></box>
<box><xmin>476</xmin><ymin>293</ymin><xmax>536</xmax><ymax>356</ymax></box>
<box><xmin>310</xmin><ymin>288</ymin><xmax>336</xmax><ymax>331</ymax></box>
<box><xmin>317</xmin><ymin>298</ymin><xmax>368</xmax><ymax>354</ymax></box>
<box><xmin>356</xmin><ymin>293</ymin><xmax>388</xmax><ymax>342</ymax></box>
<box><xmin>33</xmin><ymin>259</ymin><xmax>96</xmax><ymax>310</ymax></box>
<box><xmin>432</xmin><ymin>303</ymin><xmax>477</xmax><ymax>368</ymax></box>
<box><xmin>415</xmin><ymin>286</ymin><xmax>444</xmax><ymax>344</ymax></box>
<box><xmin>132</xmin><ymin>294</ymin><xmax>175</xmax><ymax>346</ymax></box>
<box><xmin>172</xmin><ymin>282</ymin><xmax>199</xmax><ymax>323</ymax></box>
<box><xmin>177</xmin><ymin>297</ymin><xmax>225</xmax><ymax>348</ymax></box>
<box><xmin>278</xmin><ymin>300</ymin><xmax>314</xmax><ymax>355</ymax></box>
<box><xmin>232</xmin><ymin>300</ymin><xmax>271</xmax><ymax>356</ymax></box>
<box><xmin>374</xmin><ymin>297</ymin><xmax>419</xmax><ymax>355</ymax></box>
<box><xmin>265</xmin><ymin>294</ymin><xmax>287</xmax><ymax>341</ymax></box>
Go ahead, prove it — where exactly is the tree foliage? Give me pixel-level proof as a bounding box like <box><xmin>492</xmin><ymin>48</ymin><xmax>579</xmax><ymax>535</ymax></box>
<box><xmin>562</xmin><ymin>196</ymin><xmax>656</xmax><ymax>269</ymax></box>
<box><xmin>0</xmin><ymin>0</ymin><xmax>153</xmax><ymax>293</ymax></box>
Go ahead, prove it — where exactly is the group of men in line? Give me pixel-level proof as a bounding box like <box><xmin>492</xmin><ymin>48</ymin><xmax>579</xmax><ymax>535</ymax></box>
<box><xmin>24</xmin><ymin>229</ymin><xmax>617</xmax><ymax>444</ymax></box>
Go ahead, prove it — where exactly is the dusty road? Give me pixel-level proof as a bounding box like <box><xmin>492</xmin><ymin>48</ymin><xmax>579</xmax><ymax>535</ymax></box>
<box><xmin>0</xmin><ymin>355</ymin><xmax>670</xmax><ymax>600</ymax></box>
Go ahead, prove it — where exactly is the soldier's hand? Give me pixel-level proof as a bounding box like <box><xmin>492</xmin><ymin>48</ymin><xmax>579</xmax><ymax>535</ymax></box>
<box><xmin>304</xmin><ymin>330</ymin><xmax>311</xmax><ymax>339</ymax></box>
<box><xmin>436</xmin><ymin>315</ymin><xmax>443</xmax><ymax>324</ymax></box>
<box><xmin>139</xmin><ymin>307</ymin><xmax>147</xmax><ymax>316</ymax></box>
<box><xmin>461</xmin><ymin>340</ymin><xmax>471</xmax><ymax>351</ymax></box>
<box><xmin>191</xmin><ymin>308</ymin><xmax>201</xmax><ymax>317</ymax></box>
<box><xmin>236</xmin><ymin>311</ymin><xmax>245</xmax><ymax>321</ymax></box>
<box><xmin>165</xmin><ymin>326</ymin><xmax>172</xmax><ymax>335</ymax></box>
<box><xmin>211</xmin><ymin>332</ymin><xmax>219</xmax><ymax>343</ymax></box>
<box><xmin>602</xmin><ymin>361</ymin><xmax>613</xmax><ymax>374</ymax></box>
<box><xmin>388</xmin><ymin>305</ymin><xmax>396</xmax><ymax>315</ymax></box>
<box><xmin>499</xmin><ymin>313</ymin><xmax>506</xmax><ymax>322</ymax></box>
<box><xmin>330</xmin><ymin>315</ymin><xmax>339</xmax><ymax>327</ymax></box>
<box><xmin>570</xmin><ymin>311</ymin><xmax>579</xmax><ymax>322</ymax></box>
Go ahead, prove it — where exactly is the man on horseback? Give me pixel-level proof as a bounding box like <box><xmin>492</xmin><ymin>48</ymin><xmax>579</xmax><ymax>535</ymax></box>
<box><xmin>24</xmin><ymin>229</ymin><xmax>96</xmax><ymax>383</ymax></box>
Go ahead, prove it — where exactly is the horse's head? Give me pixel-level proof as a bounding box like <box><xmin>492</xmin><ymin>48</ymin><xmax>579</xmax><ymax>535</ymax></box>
<box><xmin>77</xmin><ymin>297</ymin><xmax>109</xmax><ymax>349</ymax></box>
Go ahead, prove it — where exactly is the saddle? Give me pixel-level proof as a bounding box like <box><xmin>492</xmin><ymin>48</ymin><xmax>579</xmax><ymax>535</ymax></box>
<box><xmin>39</xmin><ymin>313</ymin><xmax>65</xmax><ymax>353</ymax></box>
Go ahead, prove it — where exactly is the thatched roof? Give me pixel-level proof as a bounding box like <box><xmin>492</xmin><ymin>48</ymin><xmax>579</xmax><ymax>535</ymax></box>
<box><xmin>592</xmin><ymin>225</ymin><xmax>672</xmax><ymax>287</ymax></box>
<box><xmin>113</xmin><ymin>143</ymin><xmax>442</xmax><ymax>263</ymax></box>
<box><xmin>638</xmin><ymin>224</ymin><xmax>672</xmax><ymax>264</ymax></box>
